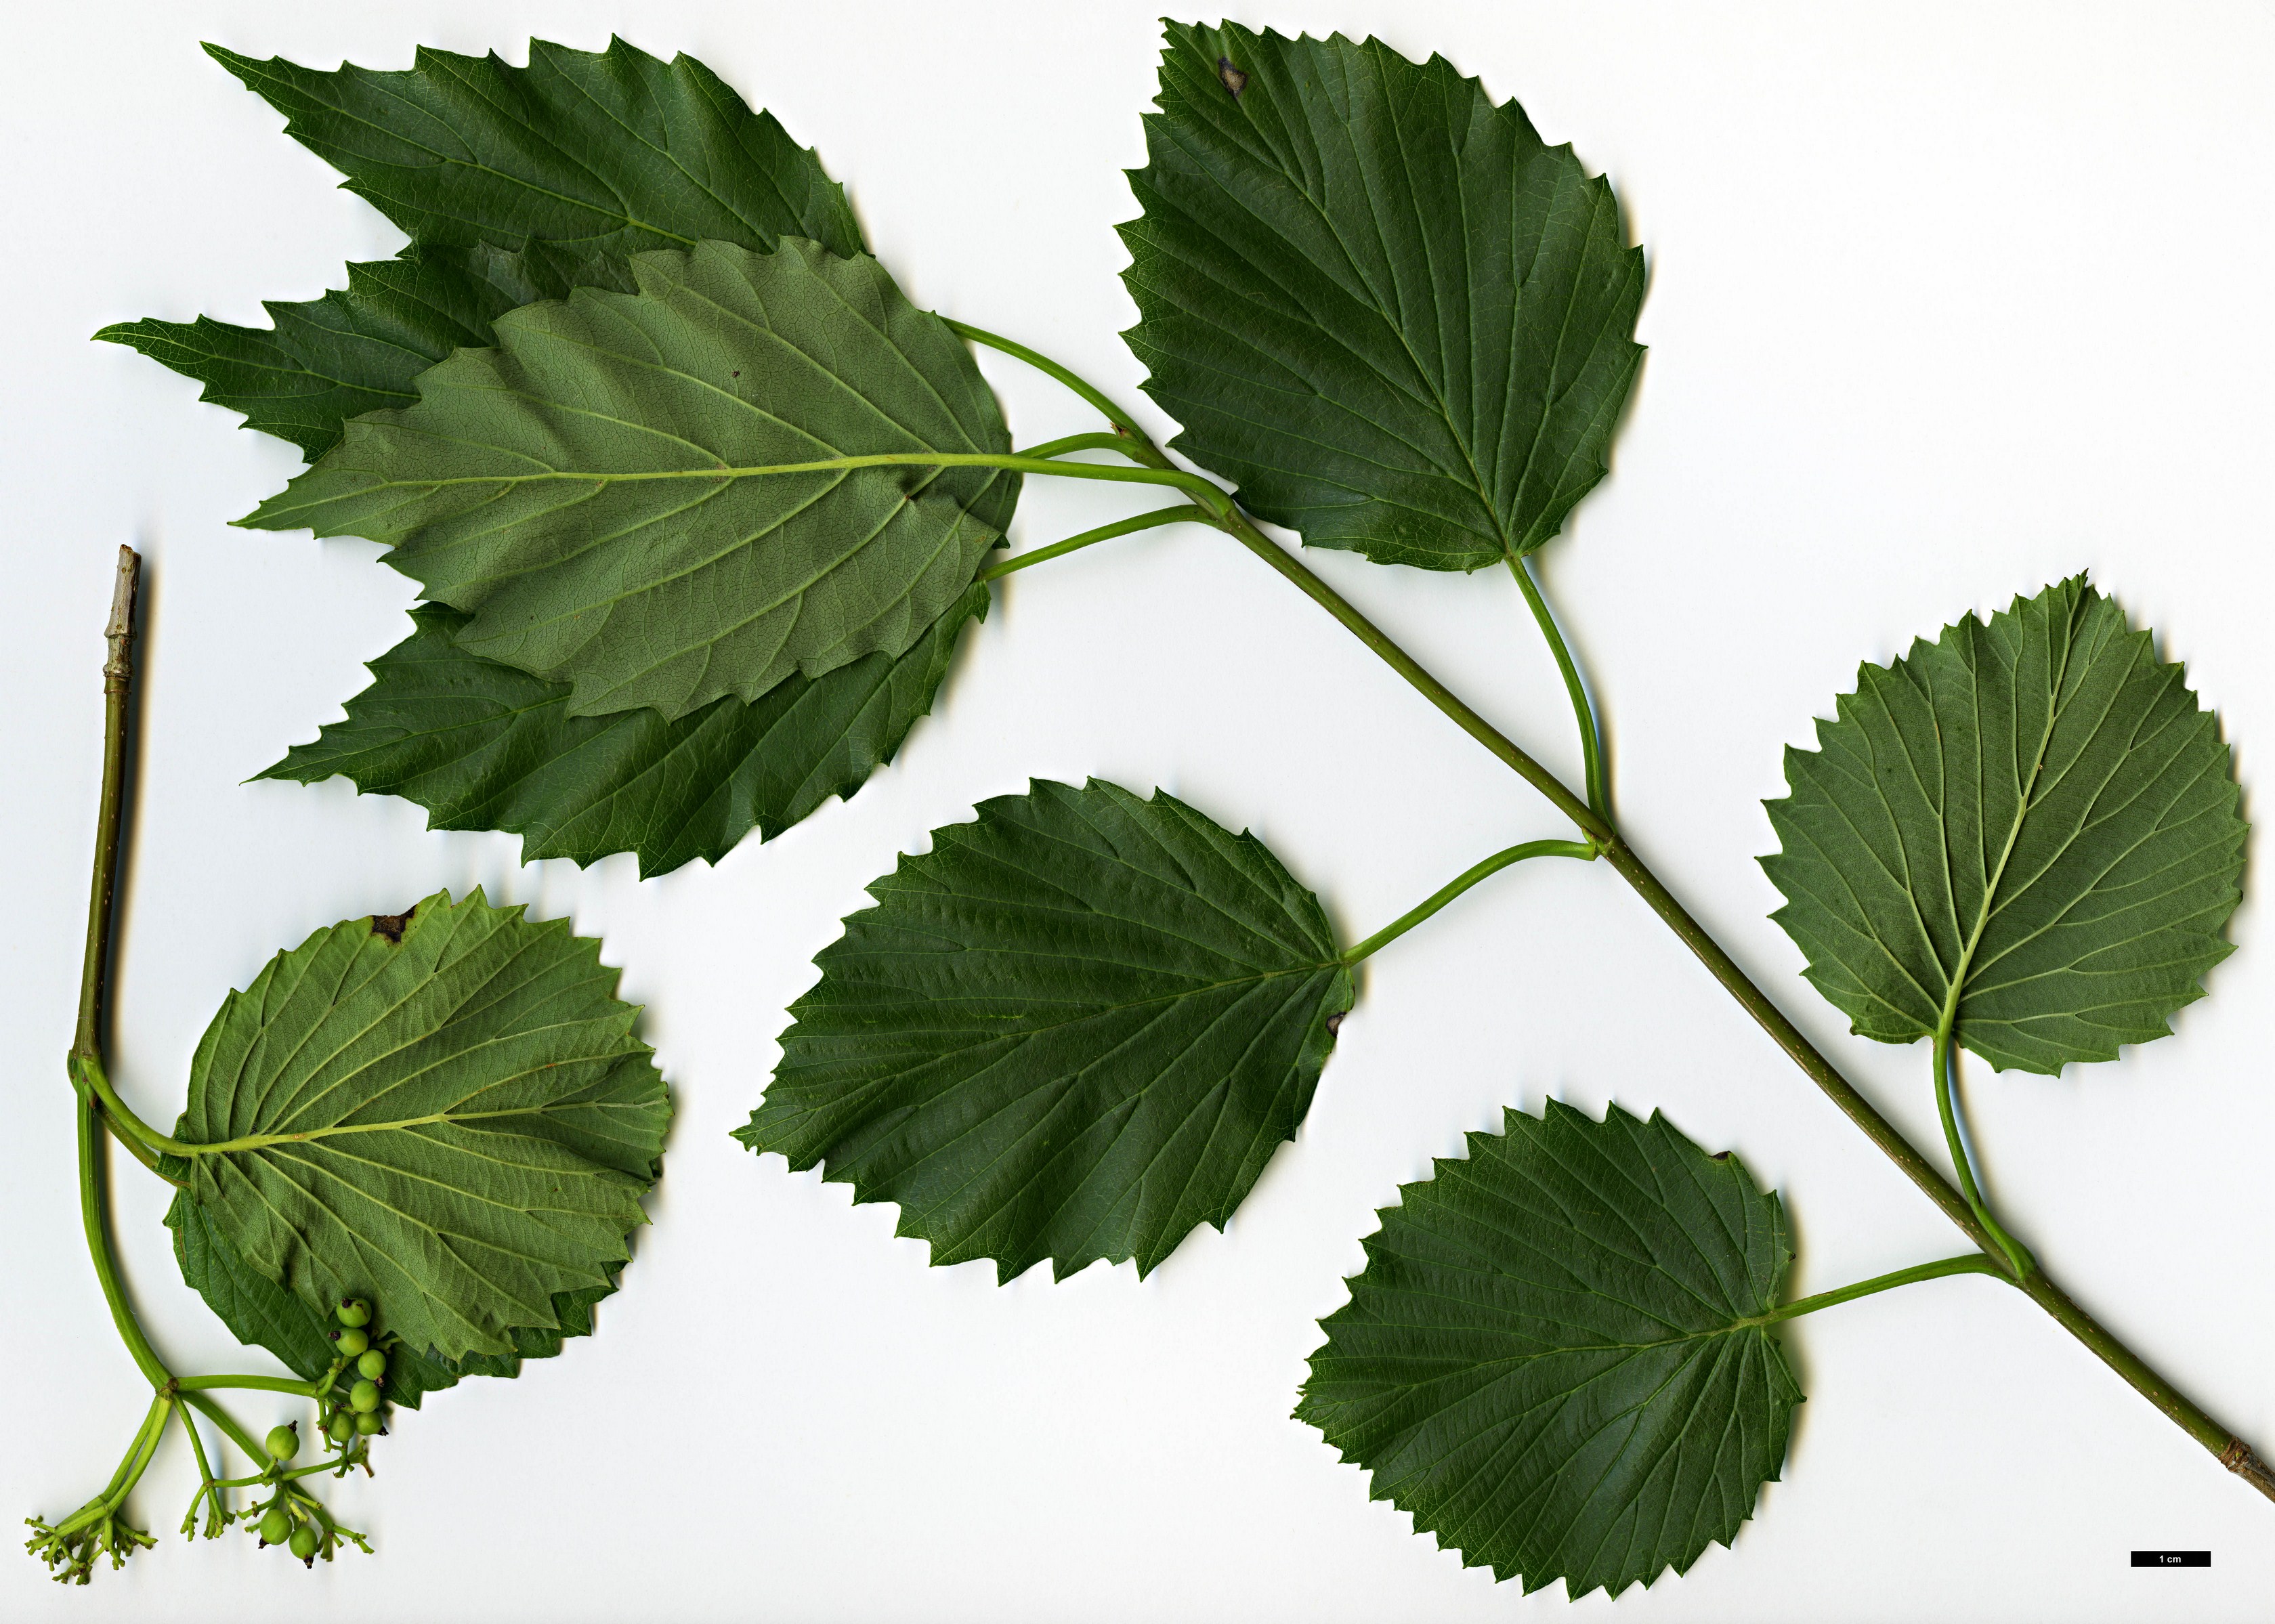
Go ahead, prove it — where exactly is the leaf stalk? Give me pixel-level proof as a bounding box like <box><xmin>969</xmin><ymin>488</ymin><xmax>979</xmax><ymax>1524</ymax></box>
<box><xmin>1506</xmin><ymin>554</ymin><xmax>1609</xmax><ymax>819</ymax></box>
<box><xmin>1745</xmin><ymin>1252</ymin><xmax>2010</xmax><ymax>1328</ymax></box>
<box><xmin>977</xmin><ymin>504</ymin><xmax>1210</xmax><ymax>582</ymax></box>
<box><xmin>1932</xmin><ymin>1032</ymin><xmax>2036</xmax><ymax>1279</ymax></box>
<box><xmin>1342</xmin><ymin>838</ymin><xmax>1596</xmax><ymax>964</ymax></box>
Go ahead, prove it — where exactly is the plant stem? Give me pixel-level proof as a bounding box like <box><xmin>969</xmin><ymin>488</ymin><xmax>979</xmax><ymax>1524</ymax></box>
<box><xmin>66</xmin><ymin>548</ymin><xmax>175</xmax><ymax>1392</ymax></box>
<box><xmin>946</xmin><ymin>320</ymin><xmax>1173</xmax><ymax>465</ymax></box>
<box><xmin>965</xmin><ymin>328</ymin><xmax>2275</xmax><ymax>1501</ymax></box>
<box><xmin>74</xmin><ymin>546</ymin><xmax>138</xmax><ymax>1066</ymax></box>
<box><xmin>1748</xmin><ymin>1252</ymin><xmax>2010</xmax><ymax>1327</ymax></box>
<box><xmin>1342</xmin><ymin>838</ymin><xmax>1597</xmax><ymax>964</ymax></box>
<box><xmin>179</xmin><ymin>1392</ymin><xmax>271</xmax><ymax>1466</ymax></box>
<box><xmin>174</xmin><ymin>1374</ymin><xmax>320</xmax><ymax>1397</ymax></box>
<box><xmin>977</xmin><ymin>505</ymin><xmax>1210</xmax><ymax>582</ymax></box>
<box><xmin>77</xmin><ymin>1052</ymin><xmax>186</xmax><ymax>1161</ymax></box>
<box><xmin>1932</xmin><ymin>1033</ymin><xmax>2035</xmax><ymax>1279</ymax></box>
<box><xmin>1214</xmin><ymin>509</ymin><xmax>1611</xmax><ymax>844</ymax></box>
<box><xmin>1507</xmin><ymin>555</ymin><xmax>1609</xmax><ymax>819</ymax></box>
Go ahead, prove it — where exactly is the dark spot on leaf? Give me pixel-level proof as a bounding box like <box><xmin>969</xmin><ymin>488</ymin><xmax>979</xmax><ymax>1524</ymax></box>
<box><xmin>1218</xmin><ymin>56</ymin><xmax>1248</xmax><ymax>98</ymax></box>
<box><xmin>1711</xmin><ymin>1151</ymin><xmax>1732</xmax><ymax>1161</ymax></box>
<box><xmin>731</xmin><ymin>370</ymin><xmax>740</xmax><ymax>377</ymax></box>
<box><xmin>370</xmin><ymin>908</ymin><xmax>414</xmax><ymax>944</ymax></box>
<box><xmin>1325</xmin><ymin>1012</ymin><xmax>1344</xmax><ymax>1035</ymax></box>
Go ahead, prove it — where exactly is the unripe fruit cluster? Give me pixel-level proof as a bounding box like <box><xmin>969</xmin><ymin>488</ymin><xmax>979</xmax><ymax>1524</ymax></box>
<box><xmin>320</xmin><ymin>1296</ymin><xmax>389</xmax><ymax>1446</ymax></box>
<box><xmin>254</xmin><ymin>1499</ymin><xmax>320</xmax><ymax>1564</ymax></box>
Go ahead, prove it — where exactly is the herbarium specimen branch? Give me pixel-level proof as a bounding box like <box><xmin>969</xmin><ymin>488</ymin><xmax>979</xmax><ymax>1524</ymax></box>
<box><xmin>89</xmin><ymin>22</ymin><xmax>2268</xmax><ymax>1600</ymax></box>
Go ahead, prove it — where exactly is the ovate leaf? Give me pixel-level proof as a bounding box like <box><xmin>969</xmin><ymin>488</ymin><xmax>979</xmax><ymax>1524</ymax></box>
<box><xmin>240</xmin><ymin>239</ymin><xmax>1017</xmax><ymax>721</ymax></box>
<box><xmin>1297</xmin><ymin>1102</ymin><xmax>1800</xmax><ymax>1599</ymax></box>
<box><xmin>1120</xmin><ymin>23</ymin><xmax>1644</xmax><ymax>570</ymax></box>
<box><xmin>206</xmin><ymin>37</ymin><xmax>863</xmax><ymax>265</ymax></box>
<box><xmin>259</xmin><ymin>586</ymin><xmax>988</xmax><ymax>877</ymax></box>
<box><xmin>176</xmin><ymin>889</ymin><xmax>668</xmax><ymax>1365</ymax></box>
<box><xmin>1762</xmin><ymin>578</ymin><xmax>2246</xmax><ymax>1074</ymax></box>
<box><xmin>736</xmin><ymin>779</ymin><xmax>1353</xmax><ymax>1281</ymax></box>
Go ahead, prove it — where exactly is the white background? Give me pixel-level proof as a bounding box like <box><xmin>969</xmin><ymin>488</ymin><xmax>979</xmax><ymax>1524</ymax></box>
<box><xmin>3</xmin><ymin>3</ymin><xmax>2272</xmax><ymax>1619</ymax></box>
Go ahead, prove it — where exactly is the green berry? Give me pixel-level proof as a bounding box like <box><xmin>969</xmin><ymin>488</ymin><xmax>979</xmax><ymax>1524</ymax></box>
<box><xmin>335</xmin><ymin>1298</ymin><xmax>372</xmax><ymax>1329</ymax></box>
<box><xmin>326</xmin><ymin>1411</ymin><xmax>355</xmax><ymax>1443</ymax></box>
<box><xmin>264</xmin><ymin>1422</ymin><xmax>300</xmax><ymax>1462</ymax></box>
<box><xmin>349</xmin><ymin>1379</ymin><xmax>381</xmax><ymax>1413</ymax></box>
<box><xmin>356</xmin><ymin>1348</ymin><xmax>387</xmax><ymax>1381</ymax></box>
<box><xmin>355</xmin><ymin>1410</ymin><xmax>384</xmax><ymax>1437</ymax></box>
<box><xmin>335</xmin><ymin>1327</ymin><xmax>370</xmax><ymax>1357</ymax></box>
<box><xmin>257</xmin><ymin>1507</ymin><xmax>291</xmax><ymax>1547</ymax></box>
<box><xmin>289</xmin><ymin>1524</ymin><xmax>318</xmax><ymax>1562</ymax></box>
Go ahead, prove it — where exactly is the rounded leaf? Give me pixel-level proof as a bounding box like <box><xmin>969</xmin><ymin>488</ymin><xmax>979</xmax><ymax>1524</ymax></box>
<box><xmin>177</xmin><ymin>889</ymin><xmax>668</xmax><ymax>1365</ymax></box>
<box><xmin>1762</xmin><ymin>578</ymin><xmax>2247</xmax><ymax>1073</ymax></box>
<box><xmin>1298</xmin><ymin>1102</ymin><xmax>1800</xmax><ymax>1599</ymax></box>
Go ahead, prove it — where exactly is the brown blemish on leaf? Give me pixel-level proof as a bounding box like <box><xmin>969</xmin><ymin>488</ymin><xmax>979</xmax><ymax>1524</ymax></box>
<box><xmin>1325</xmin><ymin>1012</ymin><xmax>1344</xmax><ymax>1035</ymax></box>
<box><xmin>1711</xmin><ymin>1151</ymin><xmax>1732</xmax><ymax>1161</ymax></box>
<box><xmin>370</xmin><ymin>907</ymin><xmax>414</xmax><ymax>944</ymax></box>
<box><xmin>1218</xmin><ymin>56</ymin><xmax>1248</xmax><ymax>98</ymax></box>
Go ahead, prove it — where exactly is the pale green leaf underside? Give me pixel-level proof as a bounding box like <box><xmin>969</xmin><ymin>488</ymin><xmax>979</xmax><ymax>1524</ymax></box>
<box><xmin>257</xmin><ymin>586</ymin><xmax>987</xmax><ymax>878</ymax></box>
<box><xmin>736</xmin><ymin>778</ymin><xmax>1353</xmax><ymax>1281</ymax></box>
<box><xmin>1296</xmin><ymin>1102</ymin><xmax>1799</xmax><ymax>1600</ymax></box>
<box><xmin>104</xmin><ymin>38</ymin><xmax>864</xmax><ymax>461</ymax></box>
<box><xmin>164</xmin><ymin>1191</ymin><xmax>611</xmax><ymax>1405</ymax></box>
<box><xmin>1763</xmin><ymin>578</ymin><xmax>2246</xmax><ymax>1074</ymax></box>
<box><xmin>177</xmin><ymin>889</ymin><xmax>668</xmax><ymax>1364</ymax></box>
<box><xmin>239</xmin><ymin>239</ymin><xmax>1016</xmax><ymax>722</ymax></box>
<box><xmin>1120</xmin><ymin>22</ymin><xmax>1644</xmax><ymax>571</ymax></box>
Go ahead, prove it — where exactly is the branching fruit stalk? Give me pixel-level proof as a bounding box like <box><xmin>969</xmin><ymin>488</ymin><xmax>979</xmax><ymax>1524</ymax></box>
<box><xmin>964</xmin><ymin>335</ymin><xmax>2275</xmax><ymax>1505</ymax></box>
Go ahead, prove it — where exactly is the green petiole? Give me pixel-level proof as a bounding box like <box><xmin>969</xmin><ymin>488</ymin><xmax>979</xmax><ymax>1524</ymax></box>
<box><xmin>1507</xmin><ymin>553</ymin><xmax>1610</xmax><ymax>821</ymax></box>
<box><xmin>978</xmin><ymin>504</ymin><xmax>1211</xmax><ymax>582</ymax></box>
<box><xmin>1932</xmin><ymin>1032</ymin><xmax>2036</xmax><ymax>1280</ymax></box>
<box><xmin>1342</xmin><ymin>838</ymin><xmax>1598</xmax><ymax>965</ymax></box>
<box><xmin>1746</xmin><ymin>1252</ymin><xmax>2012</xmax><ymax>1329</ymax></box>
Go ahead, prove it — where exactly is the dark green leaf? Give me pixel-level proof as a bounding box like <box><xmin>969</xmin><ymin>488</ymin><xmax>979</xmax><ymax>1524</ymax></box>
<box><xmin>165</xmin><ymin>1190</ymin><xmax>614</xmax><ymax>1405</ymax></box>
<box><xmin>736</xmin><ymin>779</ymin><xmax>1353</xmax><ymax>1281</ymax></box>
<box><xmin>1762</xmin><ymin>578</ymin><xmax>2247</xmax><ymax>1074</ymax></box>
<box><xmin>104</xmin><ymin>38</ymin><xmax>866</xmax><ymax>462</ymax></box>
<box><xmin>176</xmin><ymin>889</ymin><xmax>668</xmax><ymax>1365</ymax></box>
<box><xmin>239</xmin><ymin>239</ymin><xmax>1016</xmax><ymax>721</ymax></box>
<box><xmin>1296</xmin><ymin>1101</ymin><xmax>1800</xmax><ymax>1599</ymax></box>
<box><xmin>96</xmin><ymin>244</ymin><xmax>540</xmax><ymax>461</ymax></box>
<box><xmin>205</xmin><ymin>37</ymin><xmax>863</xmax><ymax>265</ymax></box>
<box><xmin>1120</xmin><ymin>23</ymin><xmax>1644</xmax><ymax>571</ymax></box>
<box><xmin>259</xmin><ymin>586</ymin><xmax>988</xmax><ymax>877</ymax></box>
